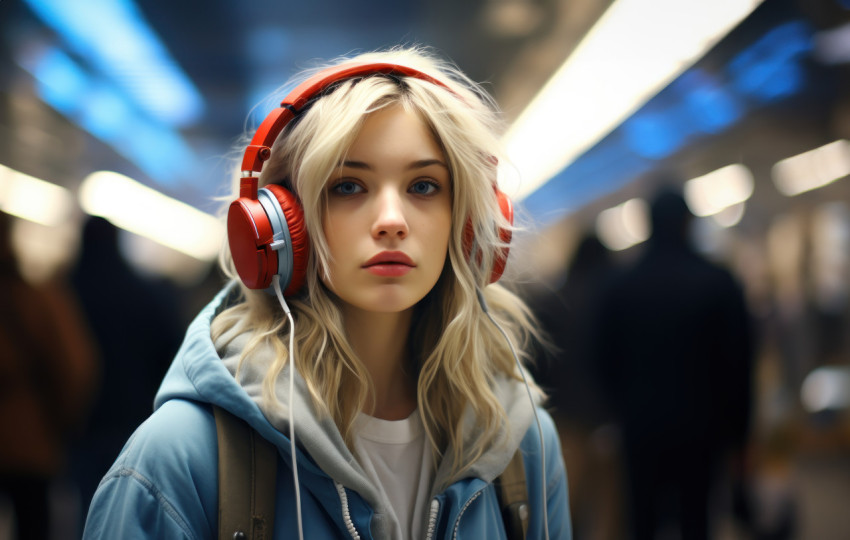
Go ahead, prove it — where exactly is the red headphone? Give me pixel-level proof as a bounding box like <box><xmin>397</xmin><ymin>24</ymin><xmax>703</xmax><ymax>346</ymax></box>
<box><xmin>227</xmin><ymin>62</ymin><xmax>513</xmax><ymax>295</ymax></box>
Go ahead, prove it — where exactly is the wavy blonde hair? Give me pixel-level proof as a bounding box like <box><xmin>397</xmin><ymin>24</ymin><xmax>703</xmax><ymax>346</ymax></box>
<box><xmin>212</xmin><ymin>47</ymin><xmax>540</xmax><ymax>478</ymax></box>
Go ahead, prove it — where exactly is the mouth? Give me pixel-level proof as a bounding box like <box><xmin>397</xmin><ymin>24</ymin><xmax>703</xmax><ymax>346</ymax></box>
<box><xmin>362</xmin><ymin>251</ymin><xmax>415</xmax><ymax>268</ymax></box>
<box><xmin>362</xmin><ymin>251</ymin><xmax>416</xmax><ymax>277</ymax></box>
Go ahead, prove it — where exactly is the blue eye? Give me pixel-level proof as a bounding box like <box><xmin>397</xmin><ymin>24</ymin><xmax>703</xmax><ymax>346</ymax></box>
<box><xmin>332</xmin><ymin>181</ymin><xmax>363</xmax><ymax>195</ymax></box>
<box><xmin>410</xmin><ymin>180</ymin><xmax>437</xmax><ymax>195</ymax></box>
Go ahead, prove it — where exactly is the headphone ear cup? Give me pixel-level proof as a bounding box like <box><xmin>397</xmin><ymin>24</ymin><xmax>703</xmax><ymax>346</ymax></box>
<box><xmin>228</xmin><ymin>196</ymin><xmax>277</xmax><ymax>290</ymax></box>
<box><xmin>264</xmin><ymin>184</ymin><xmax>309</xmax><ymax>296</ymax></box>
<box><xmin>462</xmin><ymin>188</ymin><xmax>513</xmax><ymax>284</ymax></box>
<box><xmin>227</xmin><ymin>184</ymin><xmax>309</xmax><ymax>294</ymax></box>
<box><xmin>490</xmin><ymin>188</ymin><xmax>513</xmax><ymax>283</ymax></box>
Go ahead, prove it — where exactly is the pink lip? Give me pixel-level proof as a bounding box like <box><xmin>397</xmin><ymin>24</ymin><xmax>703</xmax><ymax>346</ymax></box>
<box><xmin>363</xmin><ymin>251</ymin><xmax>415</xmax><ymax>277</ymax></box>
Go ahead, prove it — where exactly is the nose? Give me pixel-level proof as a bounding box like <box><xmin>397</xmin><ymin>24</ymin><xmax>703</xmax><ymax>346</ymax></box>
<box><xmin>371</xmin><ymin>187</ymin><xmax>408</xmax><ymax>240</ymax></box>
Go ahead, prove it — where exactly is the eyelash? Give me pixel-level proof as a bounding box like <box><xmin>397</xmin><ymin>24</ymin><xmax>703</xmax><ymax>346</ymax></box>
<box><xmin>330</xmin><ymin>180</ymin><xmax>363</xmax><ymax>196</ymax></box>
<box><xmin>328</xmin><ymin>178</ymin><xmax>441</xmax><ymax>197</ymax></box>
<box><xmin>409</xmin><ymin>179</ymin><xmax>440</xmax><ymax>196</ymax></box>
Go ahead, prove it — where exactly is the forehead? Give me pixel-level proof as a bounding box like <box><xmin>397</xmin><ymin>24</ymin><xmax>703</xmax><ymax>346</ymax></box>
<box><xmin>345</xmin><ymin>103</ymin><xmax>443</xmax><ymax>161</ymax></box>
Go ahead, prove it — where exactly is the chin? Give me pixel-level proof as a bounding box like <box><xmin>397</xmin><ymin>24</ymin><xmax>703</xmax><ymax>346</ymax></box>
<box><xmin>360</xmin><ymin>298</ymin><xmax>420</xmax><ymax>314</ymax></box>
<box><xmin>348</xmin><ymin>289</ymin><xmax>430</xmax><ymax>315</ymax></box>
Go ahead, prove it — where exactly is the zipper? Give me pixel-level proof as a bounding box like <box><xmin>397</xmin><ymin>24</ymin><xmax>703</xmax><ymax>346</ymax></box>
<box><xmin>451</xmin><ymin>489</ymin><xmax>484</xmax><ymax>540</ymax></box>
<box><xmin>335</xmin><ymin>481</ymin><xmax>361</xmax><ymax>539</ymax></box>
<box><xmin>424</xmin><ymin>499</ymin><xmax>440</xmax><ymax>540</ymax></box>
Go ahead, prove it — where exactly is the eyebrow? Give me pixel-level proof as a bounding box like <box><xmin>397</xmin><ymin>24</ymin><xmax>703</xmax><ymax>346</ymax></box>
<box><xmin>339</xmin><ymin>158</ymin><xmax>448</xmax><ymax>171</ymax></box>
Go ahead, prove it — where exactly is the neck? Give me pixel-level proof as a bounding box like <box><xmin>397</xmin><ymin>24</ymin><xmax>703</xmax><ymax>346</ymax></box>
<box><xmin>340</xmin><ymin>306</ymin><xmax>418</xmax><ymax>420</ymax></box>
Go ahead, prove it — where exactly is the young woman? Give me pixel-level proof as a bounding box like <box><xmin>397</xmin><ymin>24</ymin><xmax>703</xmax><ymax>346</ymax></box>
<box><xmin>83</xmin><ymin>47</ymin><xmax>571</xmax><ymax>540</ymax></box>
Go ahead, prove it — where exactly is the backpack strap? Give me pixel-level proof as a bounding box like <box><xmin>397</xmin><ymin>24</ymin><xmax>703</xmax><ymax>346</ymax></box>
<box><xmin>214</xmin><ymin>406</ymin><xmax>278</xmax><ymax>540</ymax></box>
<box><xmin>495</xmin><ymin>449</ymin><xmax>530</xmax><ymax>540</ymax></box>
<box><xmin>214</xmin><ymin>403</ymin><xmax>525</xmax><ymax>539</ymax></box>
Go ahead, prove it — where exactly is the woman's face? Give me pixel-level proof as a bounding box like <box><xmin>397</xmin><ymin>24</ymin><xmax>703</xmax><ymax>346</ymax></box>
<box><xmin>321</xmin><ymin>103</ymin><xmax>452</xmax><ymax>315</ymax></box>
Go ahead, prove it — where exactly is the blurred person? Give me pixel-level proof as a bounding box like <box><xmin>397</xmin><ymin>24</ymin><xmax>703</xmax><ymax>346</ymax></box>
<box><xmin>593</xmin><ymin>185</ymin><xmax>755</xmax><ymax>540</ymax></box>
<box><xmin>531</xmin><ymin>232</ymin><xmax>621</xmax><ymax>540</ymax></box>
<box><xmin>81</xmin><ymin>48</ymin><xmax>571</xmax><ymax>539</ymax></box>
<box><xmin>0</xmin><ymin>211</ymin><xmax>98</xmax><ymax>539</ymax></box>
<box><xmin>746</xmin><ymin>425</ymin><xmax>797</xmax><ymax>540</ymax></box>
<box><xmin>68</xmin><ymin>216</ymin><xmax>183</xmax><ymax>519</ymax></box>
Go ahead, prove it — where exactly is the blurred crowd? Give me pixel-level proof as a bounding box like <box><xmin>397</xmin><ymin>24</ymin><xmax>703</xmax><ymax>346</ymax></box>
<box><xmin>528</xmin><ymin>184</ymin><xmax>850</xmax><ymax>540</ymax></box>
<box><xmin>0</xmin><ymin>213</ymin><xmax>220</xmax><ymax>539</ymax></box>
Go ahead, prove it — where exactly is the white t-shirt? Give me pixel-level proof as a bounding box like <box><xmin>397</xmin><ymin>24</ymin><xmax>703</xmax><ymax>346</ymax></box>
<box><xmin>354</xmin><ymin>409</ymin><xmax>434</xmax><ymax>540</ymax></box>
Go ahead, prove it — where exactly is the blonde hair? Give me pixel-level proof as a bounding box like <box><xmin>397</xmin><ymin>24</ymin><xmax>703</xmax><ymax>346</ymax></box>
<box><xmin>212</xmin><ymin>46</ymin><xmax>540</xmax><ymax>478</ymax></box>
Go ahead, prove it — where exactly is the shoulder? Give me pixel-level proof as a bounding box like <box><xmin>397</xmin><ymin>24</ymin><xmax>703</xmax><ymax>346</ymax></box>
<box><xmin>519</xmin><ymin>408</ymin><xmax>572</xmax><ymax>539</ymax></box>
<box><xmin>123</xmin><ymin>399</ymin><xmax>218</xmax><ymax>461</ymax></box>
<box><xmin>83</xmin><ymin>400</ymin><xmax>218</xmax><ymax>539</ymax></box>
<box><xmin>518</xmin><ymin>408</ymin><xmax>564</xmax><ymax>480</ymax></box>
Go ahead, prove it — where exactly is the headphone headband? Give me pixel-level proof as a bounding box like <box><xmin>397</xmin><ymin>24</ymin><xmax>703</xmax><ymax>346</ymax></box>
<box><xmin>241</xmin><ymin>62</ymin><xmax>453</xmax><ymax>175</ymax></box>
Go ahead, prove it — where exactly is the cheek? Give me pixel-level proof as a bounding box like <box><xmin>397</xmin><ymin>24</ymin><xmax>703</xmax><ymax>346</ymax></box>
<box><xmin>320</xmin><ymin>217</ymin><xmax>343</xmax><ymax>284</ymax></box>
<box><xmin>322</xmin><ymin>215</ymin><xmax>344</xmax><ymax>260</ymax></box>
<box><xmin>436</xmin><ymin>209</ymin><xmax>453</xmax><ymax>251</ymax></box>
<box><xmin>424</xmin><ymin>213</ymin><xmax>453</xmax><ymax>271</ymax></box>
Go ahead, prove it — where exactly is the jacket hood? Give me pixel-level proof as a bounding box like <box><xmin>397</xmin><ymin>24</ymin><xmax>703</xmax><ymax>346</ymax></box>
<box><xmin>155</xmin><ymin>283</ymin><xmax>542</xmax><ymax>539</ymax></box>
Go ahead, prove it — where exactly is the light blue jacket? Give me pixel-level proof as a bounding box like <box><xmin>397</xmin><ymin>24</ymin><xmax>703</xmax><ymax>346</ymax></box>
<box><xmin>83</xmin><ymin>285</ymin><xmax>572</xmax><ymax>539</ymax></box>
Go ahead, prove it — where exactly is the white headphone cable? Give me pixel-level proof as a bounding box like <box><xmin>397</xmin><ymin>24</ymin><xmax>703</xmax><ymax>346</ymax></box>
<box><xmin>477</xmin><ymin>289</ymin><xmax>550</xmax><ymax>540</ymax></box>
<box><xmin>273</xmin><ymin>277</ymin><xmax>305</xmax><ymax>540</ymax></box>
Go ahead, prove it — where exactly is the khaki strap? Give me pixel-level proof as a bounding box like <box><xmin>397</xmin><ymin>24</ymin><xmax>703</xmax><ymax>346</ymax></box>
<box><xmin>495</xmin><ymin>449</ymin><xmax>529</xmax><ymax>540</ymax></box>
<box><xmin>215</xmin><ymin>406</ymin><xmax>278</xmax><ymax>540</ymax></box>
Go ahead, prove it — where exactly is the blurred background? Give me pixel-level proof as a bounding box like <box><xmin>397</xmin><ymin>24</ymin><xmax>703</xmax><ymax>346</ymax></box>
<box><xmin>1</xmin><ymin>0</ymin><xmax>849</xmax><ymax>538</ymax></box>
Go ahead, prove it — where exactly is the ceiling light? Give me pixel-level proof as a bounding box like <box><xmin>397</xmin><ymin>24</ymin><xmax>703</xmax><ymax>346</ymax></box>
<box><xmin>0</xmin><ymin>163</ymin><xmax>74</xmax><ymax>227</ymax></box>
<box><xmin>22</xmin><ymin>0</ymin><xmax>204</xmax><ymax>127</ymax></box>
<box><xmin>500</xmin><ymin>0</ymin><xmax>764</xmax><ymax>200</ymax></box>
<box><xmin>772</xmin><ymin>139</ymin><xmax>850</xmax><ymax>196</ymax></box>
<box><xmin>801</xmin><ymin>366</ymin><xmax>850</xmax><ymax>413</ymax></box>
<box><xmin>15</xmin><ymin>44</ymin><xmax>198</xmax><ymax>187</ymax></box>
<box><xmin>79</xmin><ymin>171</ymin><xmax>224</xmax><ymax>261</ymax></box>
<box><xmin>813</xmin><ymin>21</ymin><xmax>850</xmax><ymax>64</ymax></box>
<box><xmin>684</xmin><ymin>164</ymin><xmax>754</xmax><ymax>217</ymax></box>
<box><xmin>484</xmin><ymin>0</ymin><xmax>544</xmax><ymax>37</ymax></box>
<box><xmin>596</xmin><ymin>198</ymin><xmax>650</xmax><ymax>251</ymax></box>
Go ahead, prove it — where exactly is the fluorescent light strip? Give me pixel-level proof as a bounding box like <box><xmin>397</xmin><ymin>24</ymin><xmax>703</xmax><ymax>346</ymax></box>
<box><xmin>79</xmin><ymin>171</ymin><xmax>224</xmax><ymax>261</ymax></box>
<box><xmin>772</xmin><ymin>139</ymin><xmax>850</xmax><ymax>196</ymax></box>
<box><xmin>23</xmin><ymin>0</ymin><xmax>203</xmax><ymax>127</ymax></box>
<box><xmin>0</xmin><ymin>164</ymin><xmax>74</xmax><ymax>227</ymax></box>
<box><xmin>501</xmin><ymin>0</ymin><xmax>764</xmax><ymax>200</ymax></box>
<box><xmin>596</xmin><ymin>197</ymin><xmax>650</xmax><ymax>251</ymax></box>
<box><xmin>684</xmin><ymin>163</ymin><xmax>754</xmax><ymax>217</ymax></box>
<box><xmin>16</xmin><ymin>45</ymin><xmax>197</xmax><ymax>186</ymax></box>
